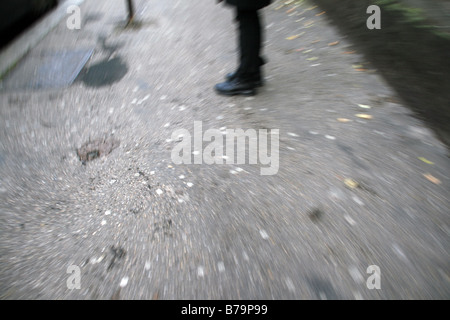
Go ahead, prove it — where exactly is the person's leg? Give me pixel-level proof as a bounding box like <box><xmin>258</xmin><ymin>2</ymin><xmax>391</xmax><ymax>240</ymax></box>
<box><xmin>214</xmin><ymin>8</ymin><xmax>265</xmax><ymax>95</ymax></box>
<box><xmin>235</xmin><ymin>8</ymin><xmax>263</xmax><ymax>81</ymax></box>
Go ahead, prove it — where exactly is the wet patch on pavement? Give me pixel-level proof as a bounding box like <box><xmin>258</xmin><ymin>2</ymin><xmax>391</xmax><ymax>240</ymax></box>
<box><xmin>307</xmin><ymin>277</ymin><xmax>340</xmax><ymax>300</ymax></box>
<box><xmin>107</xmin><ymin>245</ymin><xmax>126</xmax><ymax>272</ymax></box>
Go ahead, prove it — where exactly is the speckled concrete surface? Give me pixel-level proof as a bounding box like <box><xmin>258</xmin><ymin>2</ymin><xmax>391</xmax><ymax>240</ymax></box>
<box><xmin>0</xmin><ymin>0</ymin><xmax>448</xmax><ymax>299</ymax></box>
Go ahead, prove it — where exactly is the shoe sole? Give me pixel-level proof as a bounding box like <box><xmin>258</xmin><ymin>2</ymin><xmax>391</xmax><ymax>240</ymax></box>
<box><xmin>225</xmin><ymin>76</ymin><xmax>263</xmax><ymax>88</ymax></box>
<box><xmin>215</xmin><ymin>89</ymin><xmax>256</xmax><ymax>96</ymax></box>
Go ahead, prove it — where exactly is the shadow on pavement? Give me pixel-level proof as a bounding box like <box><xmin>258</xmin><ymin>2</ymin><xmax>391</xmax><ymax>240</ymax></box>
<box><xmin>313</xmin><ymin>0</ymin><xmax>450</xmax><ymax>149</ymax></box>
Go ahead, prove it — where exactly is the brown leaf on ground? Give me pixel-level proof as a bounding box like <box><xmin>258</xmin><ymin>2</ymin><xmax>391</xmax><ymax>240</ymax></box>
<box><xmin>355</xmin><ymin>114</ymin><xmax>373</xmax><ymax>119</ymax></box>
<box><xmin>423</xmin><ymin>173</ymin><xmax>441</xmax><ymax>185</ymax></box>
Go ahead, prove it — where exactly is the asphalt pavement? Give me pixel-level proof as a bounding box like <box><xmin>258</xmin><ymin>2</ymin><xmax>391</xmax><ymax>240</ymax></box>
<box><xmin>0</xmin><ymin>0</ymin><xmax>448</xmax><ymax>299</ymax></box>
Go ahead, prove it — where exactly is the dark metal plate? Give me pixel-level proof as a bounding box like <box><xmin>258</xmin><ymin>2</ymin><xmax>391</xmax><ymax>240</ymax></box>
<box><xmin>0</xmin><ymin>48</ymin><xmax>94</xmax><ymax>90</ymax></box>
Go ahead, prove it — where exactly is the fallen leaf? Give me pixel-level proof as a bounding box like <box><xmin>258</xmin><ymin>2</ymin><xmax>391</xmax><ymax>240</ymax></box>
<box><xmin>337</xmin><ymin>118</ymin><xmax>352</xmax><ymax>122</ymax></box>
<box><xmin>311</xmin><ymin>39</ymin><xmax>321</xmax><ymax>44</ymax></box>
<box><xmin>423</xmin><ymin>173</ymin><xmax>441</xmax><ymax>185</ymax></box>
<box><xmin>307</xmin><ymin>57</ymin><xmax>319</xmax><ymax>61</ymax></box>
<box><xmin>344</xmin><ymin>178</ymin><xmax>359</xmax><ymax>189</ymax></box>
<box><xmin>286</xmin><ymin>33</ymin><xmax>304</xmax><ymax>40</ymax></box>
<box><xmin>358</xmin><ymin>104</ymin><xmax>372</xmax><ymax>109</ymax></box>
<box><xmin>418</xmin><ymin>157</ymin><xmax>434</xmax><ymax>165</ymax></box>
<box><xmin>355</xmin><ymin>114</ymin><xmax>373</xmax><ymax>119</ymax></box>
<box><xmin>316</xmin><ymin>11</ymin><xmax>326</xmax><ymax>16</ymax></box>
<box><xmin>355</xmin><ymin>68</ymin><xmax>368</xmax><ymax>72</ymax></box>
<box><xmin>352</xmin><ymin>64</ymin><xmax>364</xmax><ymax>69</ymax></box>
<box><xmin>286</xmin><ymin>7</ymin><xmax>297</xmax><ymax>14</ymax></box>
<box><xmin>343</xmin><ymin>51</ymin><xmax>356</xmax><ymax>54</ymax></box>
<box><xmin>328</xmin><ymin>41</ymin><xmax>339</xmax><ymax>46</ymax></box>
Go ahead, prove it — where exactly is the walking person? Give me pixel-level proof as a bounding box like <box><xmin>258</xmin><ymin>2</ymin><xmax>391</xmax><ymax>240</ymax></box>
<box><xmin>215</xmin><ymin>0</ymin><xmax>272</xmax><ymax>96</ymax></box>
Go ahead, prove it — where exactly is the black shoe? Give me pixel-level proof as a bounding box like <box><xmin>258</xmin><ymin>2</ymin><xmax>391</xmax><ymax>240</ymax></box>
<box><xmin>214</xmin><ymin>78</ymin><xmax>257</xmax><ymax>96</ymax></box>
<box><xmin>225</xmin><ymin>72</ymin><xmax>264</xmax><ymax>87</ymax></box>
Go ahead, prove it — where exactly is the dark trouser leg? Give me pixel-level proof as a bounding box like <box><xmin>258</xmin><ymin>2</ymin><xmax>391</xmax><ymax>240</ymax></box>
<box><xmin>235</xmin><ymin>9</ymin><xmax>264</xmax><ymax>81</ymax></box>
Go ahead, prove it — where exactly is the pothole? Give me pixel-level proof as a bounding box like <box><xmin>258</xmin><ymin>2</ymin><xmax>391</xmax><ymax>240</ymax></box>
<box><xmin>76</xmin><ymin>137</ymin><xmax>120</xmax><ymax>164</ymax></box>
